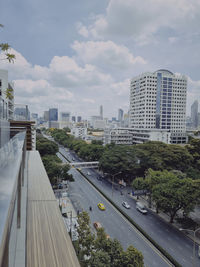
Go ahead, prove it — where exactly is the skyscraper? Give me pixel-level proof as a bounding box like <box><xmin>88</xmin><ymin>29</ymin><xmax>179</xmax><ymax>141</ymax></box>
<box><xmin>100</xmin><ymin>105</ymin><xmax>103</xmax><ymax>119</ymax></box>
<box><xmin>77</xmin><ymin>116</ymin><xmax>82</xmax><ymax>122</ymax></box>
<box><xmin>118</xmin><ymin>109</ymin><xmax>124</xmax><ymax>123</ymax></box>
<box><xmin>72</xmin><ymin>116</ymin><xmax>76</xmax><ymax>122</ymax></box>
<box><xmin>49</xmin><ymin>108</ymin><xmax>58</xmax><ymax>121</ymax></box>
<box><xmin>130</xmin><ymin>69</ymin><xmax>187</xmax><ymax>144</ymax></box>
<box><xmin>191</xmin><ymin>100</ymin><xmax>198</xmax><ymax>128</ymax></box>
<box><xmin>60</xmin><ymin>112</ymin><xmax>70</xmax><ymax>122</ymax></box>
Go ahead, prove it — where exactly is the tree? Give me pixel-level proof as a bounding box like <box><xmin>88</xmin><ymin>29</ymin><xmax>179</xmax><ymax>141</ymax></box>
<box><xmin>74</xmin><ymin>211</ymin><xmax>95</xmax><ymax>265</ymax></box>
<box><xmin>0</xmin><ymin>24</ymin><xmax>15</xmax><ymax>63</ymax></box>
<box><xmin>151</xmin><ymin>172</ymin><xmax>200</xmax><ymax>222</ymax></box>
<box><xmin>121</xmin><ymin>245</ymin><xmax>144</xmax><ymax>267</ymax></box>
<box><xmin>88</xmin><ymin>250</ymin><xmax>111</xmax><ymax>267</ymax></box>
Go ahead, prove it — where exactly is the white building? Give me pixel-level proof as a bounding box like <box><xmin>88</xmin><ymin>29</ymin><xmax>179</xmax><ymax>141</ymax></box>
<box><xmin>71</xmin><ymin>127</ymin><xmax>87</xmax><ymax>139</ymax></box>
<box><xmin>104</xmin><ymin>128</ymin><xmax>171</xmax><ymax>145</ymax></box>
<box><xmin>130</xmin><ymin>69</ymin><xmax>187</xmax><ymax>144</ymax></box>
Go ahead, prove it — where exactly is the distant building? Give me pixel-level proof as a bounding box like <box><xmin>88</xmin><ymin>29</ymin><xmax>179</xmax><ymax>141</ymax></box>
<box><xmin>118</xmin><ymin>109</ymin><xmax>124</xmax><ymax>125</ymax></box>
<box><xmin>112</xmin><ymin>117</ymin><xmax>117</xmax><ymax>122</ymax></box>
<box><xmin>77</xmin><ymin>116</ymin><xmax>82</xmax><ymax>122</ymax></box>
<box><xmin>71</xmin><ymin>126</ymin><xmax>87</xmax><ymax>138</ymax></box>
<box><xmin>100</xmin><ymin>105</ymin><xmax>103</xmax><ymax>119</ymax></box>
<box><xmin>49</xmin><ymin>108</ymin><xmax>58</xmax><ymax>121</ymax></box>
<box><xmin>14</xmin><ymin>105</ymin><xmax>30</xmax><ymax>121</ymax></box>
<box><xmin>60</xmin><ymin>112</ymin><xmax>70</xmax><ymax>122</ymax></box>
<box><xmin>43</xmin><ymin>111</ymin><xmax>49</xmax><ymax>121</ymax></box>
<box><xmin>71</xmin><ymin>116</ymin><xmax>76</xmax><ymax>122</ymax></box>
<box><xmin>191</xmin><ymin>100</ymin><xmax>198</xmax><ymax>128</ymax></box>
<box><xmin>130</xmin><ymin>69</ymin><xmax>187</xmax><ymax>144</ymax></box>
<box><xmin>104</xmin><ymin>128</ymin><xmax>171</xmax><ymax>145</ymax></box>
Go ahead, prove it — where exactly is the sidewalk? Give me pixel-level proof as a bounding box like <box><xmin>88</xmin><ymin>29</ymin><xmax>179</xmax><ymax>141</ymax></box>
<box><xmin>129</xmin><ymin>194</ymin><xmax>200</xmax><ymax>245</ymax></box>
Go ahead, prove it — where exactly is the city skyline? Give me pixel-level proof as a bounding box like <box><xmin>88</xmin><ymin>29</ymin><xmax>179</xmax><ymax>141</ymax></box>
<box><xmin>0</xmin><ymin>0</ymin><xmax>200</xmax><ymax>117</ymax></box>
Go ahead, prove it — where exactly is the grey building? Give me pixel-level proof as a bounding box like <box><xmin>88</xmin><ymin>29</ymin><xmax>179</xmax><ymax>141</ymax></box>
<box><xmin>100</xmin><ymin>105</ymin><xmax>103</xmax><ymax>119</ymax></box>
<box><xmin>49</xmin><ymin>108</ymin><xmax>58</xmax><ymax>121</ymax></box>
<box><xmin>191</xmin><ymin>100</ymin><xmax>198</xmax><ymax>128</ymax></box>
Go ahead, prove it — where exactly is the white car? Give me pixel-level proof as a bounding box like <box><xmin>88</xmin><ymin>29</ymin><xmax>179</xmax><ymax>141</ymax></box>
<box><xmin>87</xmin><ymin>171</ymin><xmax>91</xmax><ymax>176</ymax></box>
<box><xmin>136</xmin><ymin>202</ymin><xmax>147</xmax><ymax>214</ymax></box>
<box><xmin>122</xmin><ymin>201</ymin><xmax>130</xmax><ymax>209</ymax></box>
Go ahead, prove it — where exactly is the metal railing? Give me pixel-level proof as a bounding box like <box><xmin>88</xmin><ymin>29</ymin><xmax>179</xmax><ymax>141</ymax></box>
<box><xmin>0</xmin><ymin>131</ymin><xmax>26</xmax><ymax>267</ymax></box>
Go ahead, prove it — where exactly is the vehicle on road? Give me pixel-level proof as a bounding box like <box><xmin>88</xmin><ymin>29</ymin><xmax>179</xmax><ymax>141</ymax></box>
<box><xmin>136</xmin><ymin>202</ymin><xmax>147</xmax><ymax>214</ymax></box>
<box><xmin>122</xmin><ymin>201</ymin><xmax>130</xmax><ymax>209</ymax></box>
<box><xmin>87</xmin><ymin>171</ymin><xmax>91</xmax><ymax>175</ymax></box>
<box><xmin>72</xmin><ymin>158</ymin><xmax>75</xmax><ymax>161</ymax></box>
<box><xmin>93</xmin><ymin>221</ymin><xmax>102</xmax><ymax>229</ymax></box>
<box><xmin>93</xmin><ymin>222</ymin><xmax>110</xmax><ymax>239</ymax></box>
<box><xmin>97</xmin><ymin>203</ymin><xmax>106</xmax><ymax>210</ymax></box>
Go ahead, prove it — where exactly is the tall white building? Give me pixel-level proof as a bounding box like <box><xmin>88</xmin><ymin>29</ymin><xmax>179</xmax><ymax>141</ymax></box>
<box><xmin>130</xmin><ymin>69</ymin><xmax>187</xmax><ymax>144</ymax></box>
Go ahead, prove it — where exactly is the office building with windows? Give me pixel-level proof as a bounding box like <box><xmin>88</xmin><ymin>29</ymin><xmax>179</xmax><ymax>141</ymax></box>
<box><xmin>49</xmin><ymin>108</ymin><xmax>58</xmax><ymax>121</ymax></box>
<box><xmin>130</xmin><ymin>69</ymin><xmax>187</xmax><ymax>144</ymax></box>
<box><xmin>191</xmin><ymin>100</ymin><xmax>199</xmax><ymax>128</ymax></box>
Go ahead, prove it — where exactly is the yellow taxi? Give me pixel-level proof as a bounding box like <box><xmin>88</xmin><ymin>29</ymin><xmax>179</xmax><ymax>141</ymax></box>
<box><xmin>97</xmin><ymin>203</ymin><xmax>106</xmax><ymax>210</ymax></box>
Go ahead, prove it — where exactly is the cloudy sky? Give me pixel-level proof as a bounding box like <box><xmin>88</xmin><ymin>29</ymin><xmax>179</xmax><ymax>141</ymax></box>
<box><xmin>0</xmin><ymin>0</ymin><xmax>200</xmax><ymax>119</ymax></box>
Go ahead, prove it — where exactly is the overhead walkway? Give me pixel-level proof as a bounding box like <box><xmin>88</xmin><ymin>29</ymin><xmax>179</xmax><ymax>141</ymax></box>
<box><xmin>70</xmin><ymin>161</ymin><xmax>99</xmax><ymax>169</ymax></box>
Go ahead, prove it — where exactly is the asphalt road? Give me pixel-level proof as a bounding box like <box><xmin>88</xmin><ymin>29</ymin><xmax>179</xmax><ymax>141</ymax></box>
<box><xmin>58</xmin><ymin>150</ymin><xmax>172</xmax><ymax>267</ymax></box>
<box><xmin>58</xmin><ymin>146</ymin><xmax>200</xmax><ymax>267</ymax></box>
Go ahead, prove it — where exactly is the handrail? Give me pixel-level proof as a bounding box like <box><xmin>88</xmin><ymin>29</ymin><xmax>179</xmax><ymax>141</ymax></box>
<box><xmin>0</xmin><ymin>131</ymin><xmax>26</xmax><ymax>267</ymax></box>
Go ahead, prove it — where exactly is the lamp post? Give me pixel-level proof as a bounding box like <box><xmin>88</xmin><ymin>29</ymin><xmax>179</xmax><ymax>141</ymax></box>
<box><xmin>111</xmin><ymin>172</ymin><xmax>122</xmax><ymax>197</ymax></box>
<box><xmin>179</xmin><ymin>227</ymin><xmax>200</xmax><ymax>267</ymax></box>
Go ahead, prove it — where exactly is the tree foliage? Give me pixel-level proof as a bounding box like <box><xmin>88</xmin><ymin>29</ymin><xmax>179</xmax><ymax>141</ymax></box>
<box><xmin>132</xmin><ymin>169</ymin><xmax>200</xmax><ymax>222</ymax></box>
<box><xmin>0</xmin><ymin>24</ymin><xmax>15</xmax><ymax>63</ymax></box>
<box><xmin>74</xmin><ymin>211</ymin><xmax>144</xmax><ymax>267</ymax></box>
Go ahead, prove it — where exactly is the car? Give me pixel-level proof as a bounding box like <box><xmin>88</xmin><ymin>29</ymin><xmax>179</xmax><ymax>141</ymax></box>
<box><xmin>93</xmin><ymin>221</ymin><xmax>102</xmax><ymax>230</ymax></box>
<box><xmin>72</xmin><ymin>158</ymin><xmax>75</xmax><ymax>161</ymax></box>
<box><xmin>58</xmin><ymin>184</ymin><xmax>63</xmax><ymax>189</ymax></box>
<box><xmin>136</xmin><ymin>202</ymin><xmax>147</xmax><ymax>214</ymax></box>
<box><xmin>87</xmin><ymin>171</ymin><xmax>91</xmax><ymax>175</ymax></box>
<box><xmin>93</xmin><ymin>222</ymin><xmax>110</xmax><ymax>239</ymax></box>
<box><xmin>97</xmin><ymin>203</ymin><xmax>106</xmax><ymax>210</ymax></box>
<box><xmin>122</xmin><ymin>201</ymin><xmax>130</xmax><ymax>209</ymax></box>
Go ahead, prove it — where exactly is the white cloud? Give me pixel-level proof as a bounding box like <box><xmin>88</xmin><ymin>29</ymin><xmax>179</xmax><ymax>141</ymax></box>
<box><xmin>76</xmin><ymin>22</ymin><xmax>89</xmax><ymax>38</ymax></box>
<box><xmin>72</xmin><ymin>40</ymin><xmax>146</xmax><ymax>70</ymax></box>
<box><xmin>83</xmin><ymin>0</ymin><xmax>200</xmax><ymax>43</ymax></box>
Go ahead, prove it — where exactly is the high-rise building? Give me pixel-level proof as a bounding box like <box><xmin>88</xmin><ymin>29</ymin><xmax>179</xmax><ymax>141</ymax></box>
<box><xmin>118</xmin><ymin>109</ymin><xmax>124</xmax><ymax>123</ymax></box>
<box><xmin>60</xmin><ymin>112</ymin><xmax>70</xmax><ymax>122</ymax></box>
<box><xmin>49</xmin><ymin>108</ymin><xmax>58</xmax><ymax>121</ymax></box>
<box><xmin>72</xmin><ymin>116</ymin><xmax>76</xmax><ymax>122</ymax></box>
<box><xmin>100</xmin><ymin>105</ymin><xmax>103</xmax><ymax>119</ymax></box>
<box><xmin>130</xmin><ymin>69</ymin><xmax>187</xmax><ymax>144</ymax></box>
<box><xmin>191</xmin><ymin>100</ymin><xmax>198</xmax><ymax>128</ymax></box>
<box><xmin>77</xmin><ymin>116</ymin><xmax>82</xmax><ymax>122</ymax></box>
<box><xmin>43</xmin><ymin>111</ymin><xmax>49</xmax><ymax>121</ymax></box>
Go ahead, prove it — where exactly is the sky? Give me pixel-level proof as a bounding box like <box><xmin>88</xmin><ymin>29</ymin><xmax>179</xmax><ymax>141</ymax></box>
<box><xmin>0</xmin><ymin>0</ymin><xmax>200</xmax><ymax>119</ymax></box>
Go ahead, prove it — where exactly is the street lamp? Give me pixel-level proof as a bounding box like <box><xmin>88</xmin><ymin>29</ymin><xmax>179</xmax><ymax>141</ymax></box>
<box><xmin>179</xmin><ymin>227</ymin><xmax>200</xmax><ymax>267</ymax></box>
<box><xmin>111</xmin><ymin>172</ymin><xmax>122</xmax><ymax>197</ymax></box>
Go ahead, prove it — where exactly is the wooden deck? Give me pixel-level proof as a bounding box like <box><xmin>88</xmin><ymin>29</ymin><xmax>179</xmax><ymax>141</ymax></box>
<box><xmin>26</xmin><ymin>151</ymin><xmax>80</xmax><ymax>267</ymax></box>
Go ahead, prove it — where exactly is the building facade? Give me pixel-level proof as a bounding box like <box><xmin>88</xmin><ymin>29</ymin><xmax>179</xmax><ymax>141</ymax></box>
<box><xmin>49</xmin><ymin>108</ymin><xmax>58</xmax><ymax>121</ymax></box>
<box><xmin>60</xmin><ymin>112</ymin><xmax>70</xmax><ymax>122</ymax></box>
<box><xmin>130</xmin><ymin>69</ymin><xmax>187</xmax><ymax>144</ymax></box>
<box><xmin>104</xmin><ymin>128</ymin><xmax>171</xmax><ymax>145</ymax></box>
<box><xmin>191</xmin><ymin>100</ymin><xmax>198</xmax><ymax>128</ymax></box>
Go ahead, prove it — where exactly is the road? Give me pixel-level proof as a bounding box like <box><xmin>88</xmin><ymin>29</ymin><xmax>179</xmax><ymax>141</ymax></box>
<box><xmin>58</xmin><ymin>150</ymin><xmax>173</xmax><ymax>267</ymax></box>
<box><xmin>58</xmin><ymin>146</ymin><xmax>200</xmax><ymax>267</ymax></box>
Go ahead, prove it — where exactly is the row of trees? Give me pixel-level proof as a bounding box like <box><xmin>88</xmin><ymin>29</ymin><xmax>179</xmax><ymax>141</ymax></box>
<box><xmin>47</xmin><ymin>129</ymin><xmax>200</xmax><ymax>184</ymax></box>
<box><xmin>74</xmin><ymin>211</ymin><xmax>144</xmax><ymax>267</ymax></box>
<box><xmin>132</xmin><ymin>169</ymin><xmax>200</xmax><ymax>223</ymax></box>
<box><xmin>36</xmin><ymin>134</ymin><xmax>73</xmax><ymax>185</ymax></box>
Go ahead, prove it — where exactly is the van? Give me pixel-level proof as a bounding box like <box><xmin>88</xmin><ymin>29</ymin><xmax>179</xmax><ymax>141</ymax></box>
<box><xmin>136</xmin><ymin>202</ymin><xmax>147</xmax><ymax>214</ymax></box>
